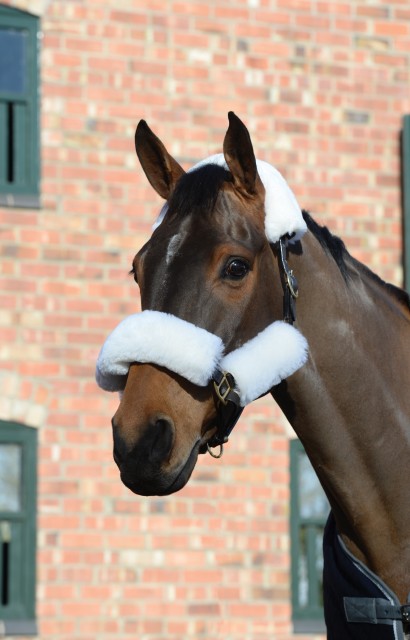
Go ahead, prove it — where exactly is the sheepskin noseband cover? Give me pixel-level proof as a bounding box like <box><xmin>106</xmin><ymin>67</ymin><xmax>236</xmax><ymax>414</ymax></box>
<box><xmin>96</xmin><ymin>310</ymin><xmax>308</xmax><ymax>407</ymax></box>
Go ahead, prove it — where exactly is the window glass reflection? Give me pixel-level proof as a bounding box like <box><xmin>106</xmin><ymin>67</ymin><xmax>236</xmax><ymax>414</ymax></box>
<box><xmin>0</xmin><ymin>444</ymin><xmax>22</xmax><ymax>512</ymax></box>
<box><xmin>297</xmin><ymin>525</ymin><xmax>326</xmax><ymax>610</ymax></box>
<box><xmin>0</xmin><ymin>28</ymin><xmax>27</xmax><ymax>95</ymax></box>
<box><xmin>298</xmin><ymin>452</ymin><xmax>329</xmax><ymax>519</ymax></box>
<box><xmin>298</xmin><ymin>527</ymin><xmax>308</xmax><ymax>607</ymax></box>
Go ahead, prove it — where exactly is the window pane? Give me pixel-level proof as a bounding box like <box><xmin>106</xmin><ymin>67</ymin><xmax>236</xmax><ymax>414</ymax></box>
<box><xmin>315</xmin><ymin>527</ymin><xmax>324</xmax><ymax>607</ymax></box>
<box><xmin>0</xmin><ymin>444</ymin><xmax>22</xmax><ymax>512</ymax></box>
<box><xmin>297</xmin><ymin>525</ymin><xmax>325</xmax><ymax>610</ymax></box>
<box><xmin>298</xmin><ymin>527</ymin><xmax>309</xmax><ymax>607</ymax></box>
<box><xmin>0</xmin><ymin>29</ymin><xmax>27</xmax><ymax>95</ymax></box>
<box><xmin>298</xmin><ymin>453</ymin><xmax>329</xmax><ymax>519</ymax></box>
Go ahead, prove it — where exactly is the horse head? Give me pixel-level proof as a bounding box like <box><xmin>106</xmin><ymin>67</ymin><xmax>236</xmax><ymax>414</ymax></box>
<box><xmin>96</xmin><ymin>112</ymin><xmax>308</xmax><ymax>496</ymax></box>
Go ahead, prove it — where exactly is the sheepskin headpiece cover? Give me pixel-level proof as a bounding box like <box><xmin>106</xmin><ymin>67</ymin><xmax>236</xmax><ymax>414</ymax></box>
<box><xmin>96</xmin><ymin>156</ymin><xmax>309</xmax><ymax>406</ymax></box>
<box><xmin>154</xmin><ymin>154</ymin><xmax>307</xmax><ymax>243</ymax></box>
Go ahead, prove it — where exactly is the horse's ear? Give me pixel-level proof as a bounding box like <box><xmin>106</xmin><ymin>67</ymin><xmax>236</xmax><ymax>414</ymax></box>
<box><xmin>223</xmin><ymin>111</ymin><xmax>258</xmax><ymax>196</ymax></box>
<box><xmin>135</xmin><ymin>120</ymin><xmax>185</xmax><ymax>200</ymax></box>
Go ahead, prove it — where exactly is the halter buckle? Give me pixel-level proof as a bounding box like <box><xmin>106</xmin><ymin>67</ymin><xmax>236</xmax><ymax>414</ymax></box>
<box><xmin>279</xmin><ymin>237</ymin><xmax>299</xmax><ymax>300</ymax></box>
<box><xmin>286</xmin><ymin>270</ymin><xmax>299</xmax><ymax>298</ymax></box>
<box><xmin>213</xmin><ymin>371</ymin><xmax>235</xmax><ymax>406</ymax></box>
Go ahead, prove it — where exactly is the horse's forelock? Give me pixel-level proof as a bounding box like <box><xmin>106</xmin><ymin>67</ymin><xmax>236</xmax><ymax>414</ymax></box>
<box><xmin>167</xmin><ymin>164</ymin><xmax>232</xmax><ymax>220</ymax></box>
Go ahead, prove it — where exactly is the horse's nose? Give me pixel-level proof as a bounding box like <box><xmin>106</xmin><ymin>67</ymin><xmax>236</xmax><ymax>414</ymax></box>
<box><xmin>112</xmin><ymin>414</ymin><xmax>175</xmax><ymax>466</ymax></box>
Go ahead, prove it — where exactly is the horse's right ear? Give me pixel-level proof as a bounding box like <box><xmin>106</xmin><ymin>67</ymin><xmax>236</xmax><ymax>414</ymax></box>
<box><xmin>135</xmin><ymin>120</ymin><xmax>185</xmax><ymax>200</ymax></box>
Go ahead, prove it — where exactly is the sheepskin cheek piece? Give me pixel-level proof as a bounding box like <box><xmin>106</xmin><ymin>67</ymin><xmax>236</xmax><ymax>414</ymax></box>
<box><xmin>95</xmin><ymin>310</ymin><xmax>308</xmax><ymax>407</ymax></box>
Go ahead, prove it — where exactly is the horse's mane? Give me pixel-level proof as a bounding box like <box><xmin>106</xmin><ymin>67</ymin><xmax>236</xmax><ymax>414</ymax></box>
<box><xmin>303</xmin><ymin>211</ymin><xmax>410</xmax><ymax>310</ymax></box>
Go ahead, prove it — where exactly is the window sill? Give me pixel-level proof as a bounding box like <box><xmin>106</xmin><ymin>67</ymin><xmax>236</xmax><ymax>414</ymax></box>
<box><xmin>293</xmin><ymin>618</ymin><xmax>327</xmax><ymax>634</ymax></box>
<box><xmin>0</xmin><ymin>619</ymin><xmax>37</xmax><ymax>636</ymax></box>
<box><xmin>0</xmin><ymin>194</ymin><xmax>40</xmax><ymax>209</ymax></box>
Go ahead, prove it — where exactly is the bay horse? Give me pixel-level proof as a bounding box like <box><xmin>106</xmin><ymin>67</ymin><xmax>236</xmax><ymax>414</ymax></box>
<box><xmin>97</xmin><ymin>112</ymin><xmax>410</xmax><ymax>638</ymax></box>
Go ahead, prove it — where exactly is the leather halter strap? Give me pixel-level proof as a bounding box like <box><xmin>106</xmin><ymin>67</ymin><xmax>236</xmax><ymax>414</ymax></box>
<box><xmin>278</xmin><ymin>234</ymin><xmax>299</xmax><ymax>325</ymax></box>
<box><xmin>206</xmin><ymin>370</ymin><xmax>243</xmax><ymax>456</ymax></box>
<box><xmin>206</xmin><ymin>235</ymin><xmax>300</xmax><ymax>456</ymax></box>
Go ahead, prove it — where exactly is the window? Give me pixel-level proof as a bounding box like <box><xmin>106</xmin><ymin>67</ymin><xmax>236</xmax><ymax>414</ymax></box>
<box><xmin>0</xmin><ymin>421</ymin><xmax>37</xmax><ymax>636</ymax></box>
<box><xmin>0</xmin><ymin>5</ymin><xmax>40</xmax><ymax>208</ymax></box>
<box><xmin>290</xmin><ymin>439</ymin><xmax>330</xmax><ymax>634</ymax></box>
<box><xmin>403</xmin><ymin>114</ymin><xmax>410</xmax><ymax>292</ymax></box>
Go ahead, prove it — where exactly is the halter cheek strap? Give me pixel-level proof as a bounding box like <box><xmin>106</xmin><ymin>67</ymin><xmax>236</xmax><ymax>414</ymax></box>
<box><xmin>279</xmin><ymin>234</ymin><xmax>299</xmax><ymax>324</ymax></box>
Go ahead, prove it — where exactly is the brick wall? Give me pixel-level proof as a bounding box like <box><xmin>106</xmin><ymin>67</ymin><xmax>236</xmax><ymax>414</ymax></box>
<box><xmin>1</xmin><ymin>0</ymin><xmax>409</xmax><ymax>638</ymax></box>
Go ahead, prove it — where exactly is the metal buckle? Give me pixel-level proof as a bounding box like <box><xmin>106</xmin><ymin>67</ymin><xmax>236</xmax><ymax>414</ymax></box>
<box><xmin>286</xmin><ymin>270</ymin><xmax>299</xmax><ymax>298</ymax></box>
<box><xmin>279</xmin><ymin>237</ymin><xmax>299</xmax><ymax>299</ymax></box>
<box><xmin>213</xmin><ymin>371</ymin><xmax>233</xmax><ymax>406</ymax></box>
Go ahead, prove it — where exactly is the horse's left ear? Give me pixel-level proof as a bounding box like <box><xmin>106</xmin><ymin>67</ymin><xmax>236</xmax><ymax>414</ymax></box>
<box><xmin>223</xmin><ymin>111</ymin><xmax>259</xmax><ymax>196</ymax></box>
<box><xmin>135</xmin><ymin>120</ymin><xmax>185</xmax><ymax>200</ymax></box>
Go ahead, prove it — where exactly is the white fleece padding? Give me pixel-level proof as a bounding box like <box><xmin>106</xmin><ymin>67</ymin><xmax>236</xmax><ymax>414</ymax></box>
<box><xmin>220</xmin><ymin>321</ymin><xmax>309</xmax><ymax>406</ymax></box>
<box><xmin>95</xmin><ymin>310</ymin><xmax>224</xmax><ymax>391</ymax></box>
<box><xmin>153</xmin><ymin>154</ymin><xmax>307</xmax><ymax>243</ymax></box>
<box><xmin>96</xmin><ymin>311</ymin><xmax>309</xmax><ymax>407</ymax></box>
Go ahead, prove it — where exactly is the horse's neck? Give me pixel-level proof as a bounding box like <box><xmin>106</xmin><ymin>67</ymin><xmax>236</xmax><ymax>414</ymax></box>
<box><xmin>273</xmin><ymin>232</ymin><xmax>410</xmax><ymax>600</ymax></box>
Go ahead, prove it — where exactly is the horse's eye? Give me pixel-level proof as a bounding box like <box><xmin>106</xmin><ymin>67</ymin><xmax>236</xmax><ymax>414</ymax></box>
<box><xmin>223</xmin><ymin>258</ymin><xmax>250</xmax><ymax>280</ymax></box>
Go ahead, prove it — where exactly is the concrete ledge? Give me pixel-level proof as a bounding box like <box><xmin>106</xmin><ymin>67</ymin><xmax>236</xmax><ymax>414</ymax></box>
<box><xmin>0</xmin><ymin>194</ymin><xmax>41</xmax><ymax>209</ymax></box>
<box><xmin>0</xmin><ymin>619</ymin><xmax>37</xmax><ymax>636</ymax></box>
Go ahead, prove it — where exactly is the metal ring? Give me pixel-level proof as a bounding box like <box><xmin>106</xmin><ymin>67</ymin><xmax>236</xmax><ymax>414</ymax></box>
<box><xmin>207</xmin><ymin>442</ymin><xmax>224</xmax><ymax>459</ymax></box>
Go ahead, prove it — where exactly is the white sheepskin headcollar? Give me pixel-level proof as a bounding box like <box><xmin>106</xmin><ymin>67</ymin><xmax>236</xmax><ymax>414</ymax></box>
<box><xmin>96</xmin><ymin>311</ymin><xmax>308</xmax><ymax>406</ymax></box>
<box><xmin>153</xmin><ymin>154</ymin><xmax>307</xmax><ymax>244</ymax></box>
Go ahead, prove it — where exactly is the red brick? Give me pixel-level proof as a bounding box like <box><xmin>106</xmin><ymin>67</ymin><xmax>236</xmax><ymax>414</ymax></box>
<box><xmin>374</xmin><ymin>20</ymin><xmax>410</xmax><ymax>37</ymax></box>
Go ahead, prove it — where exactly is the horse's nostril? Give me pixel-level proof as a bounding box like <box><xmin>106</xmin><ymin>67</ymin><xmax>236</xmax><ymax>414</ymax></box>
<box><xmin>148</xmin><ymin>416</ymin><xmax>175</xmax><ymax>463</ymax></box>
<box><xmin>112</xmin><ymin>414</ymin><xmax>175</xmax><ymax>469</ymax></box>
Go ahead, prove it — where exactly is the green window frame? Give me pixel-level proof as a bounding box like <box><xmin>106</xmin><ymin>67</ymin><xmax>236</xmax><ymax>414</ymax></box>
<box><xmin>403</xmin><ymin>114</ymin><xmax>410</xmax><ymax>293</ymax></box>
<box><xmin>0</xmin><ymin>4</ymin><xmax>40</xmax><ymax>208</ymax></box>
<box><xmin>0</xmin><ymin>421</ymin><xmax>37</xmax><ymax>636</ymax></box>
<box><xmin>290</xmin><ymin>439</ymin><xmax>329</xmax><ymax>634</ymax></box>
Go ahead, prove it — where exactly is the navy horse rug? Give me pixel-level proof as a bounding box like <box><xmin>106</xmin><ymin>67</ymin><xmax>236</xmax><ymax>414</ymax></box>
<box><xmin>323</xmin><ymin>514</ymin><xmax>410</xmax><ymax>639</ymax></box>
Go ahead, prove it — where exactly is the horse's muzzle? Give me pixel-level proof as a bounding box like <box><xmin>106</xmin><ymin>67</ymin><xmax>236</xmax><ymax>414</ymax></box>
<box><xmin>111</xmin><ymin>415</ymin><xmax>199</xmax><ymax>496</ymax></box>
